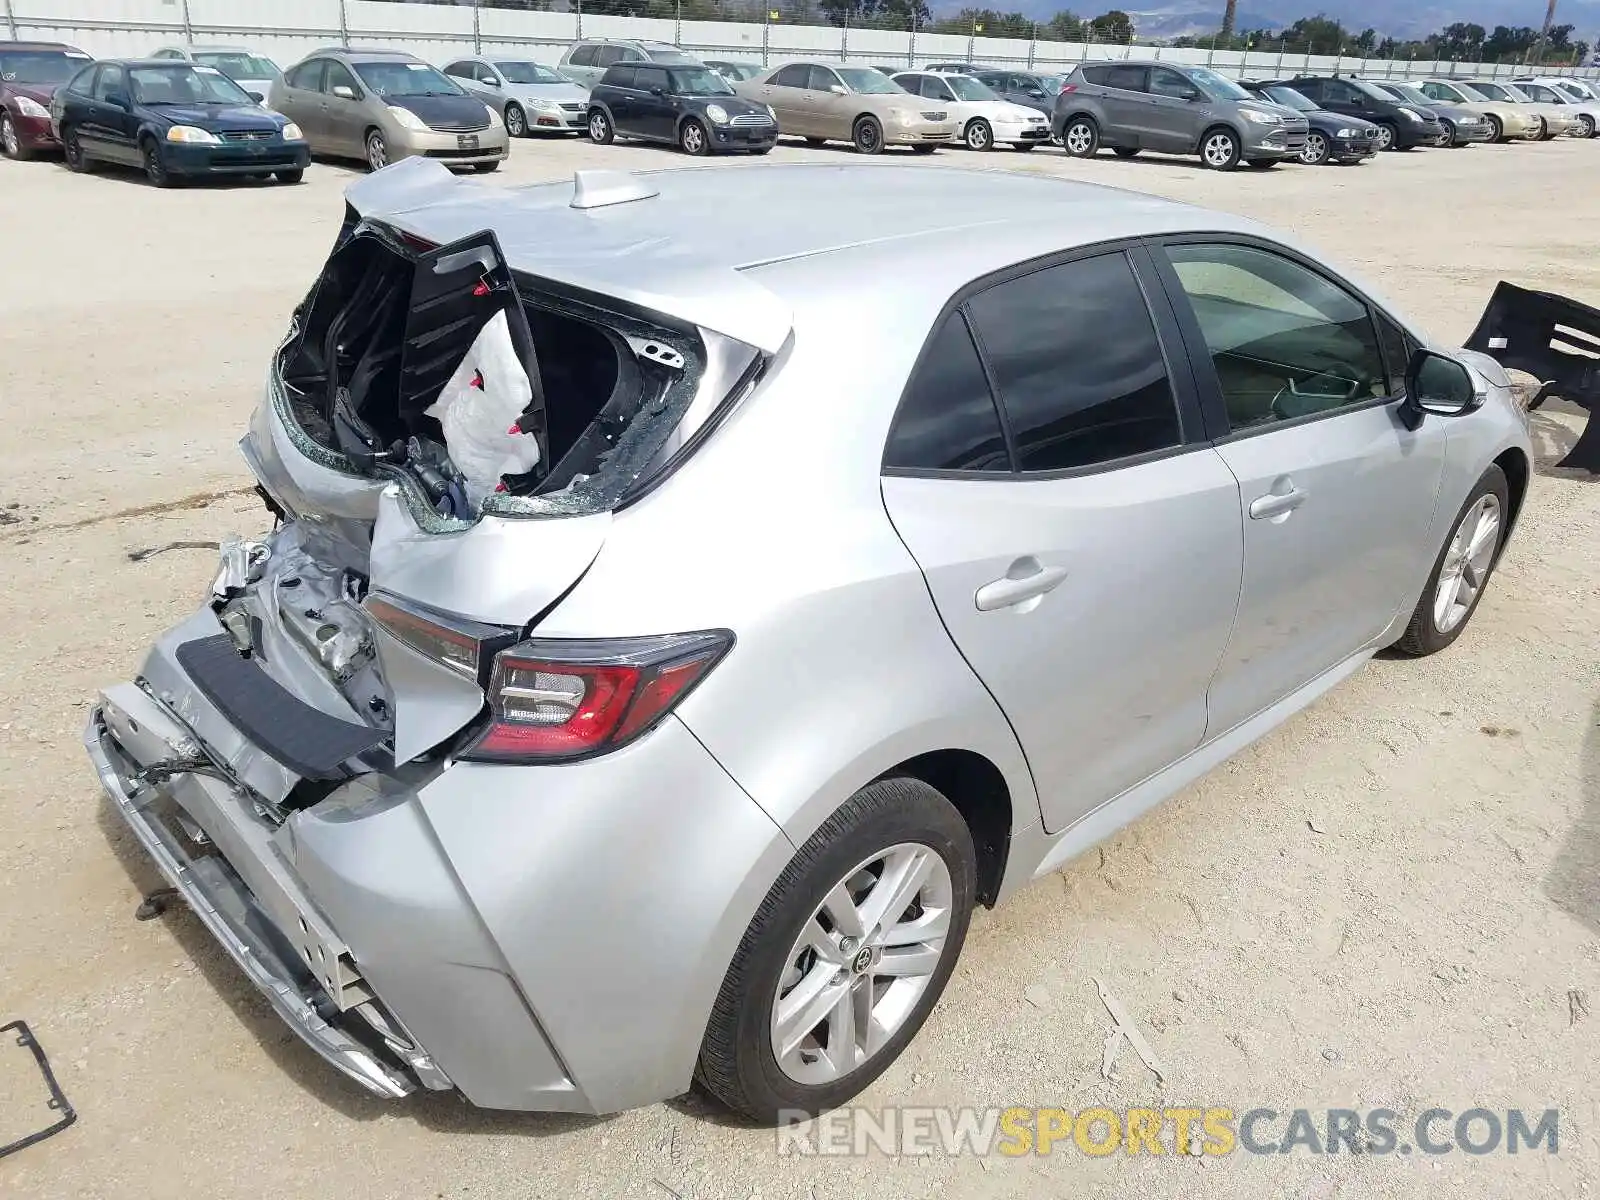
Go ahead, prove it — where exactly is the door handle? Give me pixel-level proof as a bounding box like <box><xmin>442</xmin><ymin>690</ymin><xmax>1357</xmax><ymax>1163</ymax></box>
<box><xmin>975</xmin><ymin>560</ymin><xmax>1068</xmax><ymax>612</ymax></box>
<box><xmin>1248</xmin><ymin>486</ymin><xmax>1307</xmax><ymax>520</ymax></box>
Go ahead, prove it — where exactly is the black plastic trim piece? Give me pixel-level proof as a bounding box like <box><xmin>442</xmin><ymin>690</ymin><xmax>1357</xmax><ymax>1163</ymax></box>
<box><xmin>0</xmin><ymin>1021</ymin><xmax>76</xmax><ymax>1160</ymax></box>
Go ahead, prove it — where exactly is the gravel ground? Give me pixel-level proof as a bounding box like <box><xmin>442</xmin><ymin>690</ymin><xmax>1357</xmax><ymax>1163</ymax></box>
<box><xmin>1</xmin><ymin>132</ymin><xmax>1597</xmax><ymax>1200</ymax></box>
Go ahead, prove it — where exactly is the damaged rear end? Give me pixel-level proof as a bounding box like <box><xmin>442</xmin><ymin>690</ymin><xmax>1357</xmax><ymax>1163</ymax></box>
<box><xmin>85</xmin><ymin>161</ymin><xmax>776</xmax><ymax>1106</ymax></box>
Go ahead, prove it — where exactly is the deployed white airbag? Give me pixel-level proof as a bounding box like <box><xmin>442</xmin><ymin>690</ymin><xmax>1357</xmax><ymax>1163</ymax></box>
<box><xmin>425</xmin><ymin>310</ymin><xmax>542</xmax><ymax>504</ymax></box>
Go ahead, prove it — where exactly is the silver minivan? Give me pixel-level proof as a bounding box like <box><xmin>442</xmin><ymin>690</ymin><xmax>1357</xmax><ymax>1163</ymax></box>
<box><xmin>558</xmin><ymin>38</ymin><xmax>703</xmax><ymax>89</ymax></box>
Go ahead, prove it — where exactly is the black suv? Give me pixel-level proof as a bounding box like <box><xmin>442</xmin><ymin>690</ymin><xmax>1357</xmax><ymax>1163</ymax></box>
<box><xmin>1273</xmin><ymin>75</ymin><xmax>1445</xmax><ymax>151</ymax></box>
<box><xmin>585</xmin><ymin>61</ymin><xmax>777</xmax><ymax>156</ymax></box>
<box><xmin>1239</xmin><ymin>80</ymin><xmax>1380</xmax><ymax>164</ymax></box>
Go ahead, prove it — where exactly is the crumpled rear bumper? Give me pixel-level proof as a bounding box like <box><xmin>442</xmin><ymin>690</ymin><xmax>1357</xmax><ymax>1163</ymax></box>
<box><xmin>85</xmin><ymin>692</ymin><xmax>422</xmax><ymax>1100</ymax></box>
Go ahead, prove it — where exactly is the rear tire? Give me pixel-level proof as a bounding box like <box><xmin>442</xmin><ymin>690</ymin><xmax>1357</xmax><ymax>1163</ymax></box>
<box><xmin>275</xmin><ymin>168</ymin><xmax>304</xmax><ymax>183</ymax></box>
<box><xmin>1580</xmin><ymin>114</ymin><xmax>1597</xmax><ymax>138</ymax></box>
<box><xmin>1112</xmin><ymin>146</ymin><xmax>1140</xmax><ymax>158</ymax></box>
<box><xmin>1060</xmin><ymin>115</ymin><xmax>1099</xmax><ymax>157</ymax></box>
<box><xmin>695</xmin><ymin>777</ymin><xmax>976</xmax><ymax>1123</ymax></box>
<box><xmin>910</xmin><ymin>144</ymin><xmax>937</xmax><ymax>154</ymax></box>
<box><xmin>1392</xmin><ymin>466</ymin><xmax>1510</xmax><ymax>657</ymax></box>
<box><xmin>852</xmin><ymin>115</ymin><xmax>884</xmax><ymax>154</ymax></box>
<box><xmin>472</xmin><ymin>160</ymin><xmax>500</xmax><ymax>173</ymax></box>
<box><xmin>804</xmin><ymin>136</ymin><xmax>826</xmax><ymax>146</ymax></box>
<box><xmin>365</xmin><ymin>129</ymin><xmax>388</xmax><ymax>171</ymax></box>
<box><xmin>1011</xmin><ymin>142</ymin><xmax>1035</xmax><ymax>151</ymax></box>
<box><xmin>1246</xmin><ymin>157</ymin><xmax>1279</xmax><ymax>168</ymax></box>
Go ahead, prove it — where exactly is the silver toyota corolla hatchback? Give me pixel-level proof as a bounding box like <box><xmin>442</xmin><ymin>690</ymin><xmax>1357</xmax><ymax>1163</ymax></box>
<box><xmin>87</xmin><ymin>160</ymin><xmax>1533</xmax><ymax>1123</ymax></box>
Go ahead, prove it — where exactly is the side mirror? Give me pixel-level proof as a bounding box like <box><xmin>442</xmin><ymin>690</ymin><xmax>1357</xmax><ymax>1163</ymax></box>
<box><xmin>332</xmin><ymin>84</ymin><xmax>358</xmax><ymax>100</ymax></box>
<box><xmin>1024</xmin><ymin>88</ymin><xmax>1046</xmax><ymax>99</ymax></box>
<box><xmin>247</xmin><ymin>90</ymin><xmax>265</xmax><ymax>102</ymax></box>
<box><xmin>486</xmin><ymin>77</ymin><xmax>502</xmax><ymax>88</ymax></box>
<box><xmin>649</xmin><ymin>85</ymin><xmax>666</xmax><ymax>96</ymax></box>
<box><xmin>828</xmin><ymin>83</ymin><xmax>847</xmax><ymax>95</ymax></box>
<box><xmin>1181</xmin><ymin>89</ymin><xmax>1200</xmax><ymax>101</ymax></box>
<box><xmin>1399</xmin><ymin>349</ymin><xmax>1482</xmax><ymax>429</ymax></box>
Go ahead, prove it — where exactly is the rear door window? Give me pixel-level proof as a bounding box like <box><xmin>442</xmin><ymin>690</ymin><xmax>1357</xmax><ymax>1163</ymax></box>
<box><xmin>769</xmin><ymin>64</ymin><xmax>807</xmax><ymax>88</ymax></box>
<box><xmin>1104</xmin><ymin>64</ymin><xmax>1147</xmax><ymax>93</ymax></box>
<box><xmin>568</xmin><ymin>45</ymin><xmax>596</xmax><ymax>67</ymax></box>
<box><xmin>606</xmin><ymin>65</ymin><xmax>637</xmax><ymax>88</ymax></box>
<box><xmin>966</xmin><ymin>253</ymin><xmax>1182</xmax><ymax>472</ymax></box>
<box><xmin>885</xmin><ymin>313</ymin><xmax>1010</xmax><ymax>472</ymax></box>
<box><xmin>285</xmin><ymin>60</ymin><xmax>323</xmax><ymax>91</ymax></box>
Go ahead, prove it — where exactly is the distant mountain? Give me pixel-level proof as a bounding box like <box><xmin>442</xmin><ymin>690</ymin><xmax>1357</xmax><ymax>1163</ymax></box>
<box><xmin>1075</xmin><ymin>2</ymin><xmax>1600</xmax><ymax>42</ymax></box>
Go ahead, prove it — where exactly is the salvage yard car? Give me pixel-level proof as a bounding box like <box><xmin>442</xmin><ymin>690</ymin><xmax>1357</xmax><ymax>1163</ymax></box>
<box><xmin>442</xmin><ymin>56</ymin><xmax>590</xmax><ymax>137</ymax></box>
<box><xmin>52</xmin><ymin>59</ymin><xmax>309</xmax><ymax>185</ymax></box>
<box><xmin>1239</xmin><ymin>80</ymin><xmax>1380</xmax><ymax>164</ymax></box>
<box><xmin>1466</xmin><ymin>79</ymin><xmax>1583</xmax><ymax>140</ymax></box>
<box><xmin>1055</xmin><ymin>61</ymin><xmax>1310</xmax><ymax>169</ymax></box>
<box><xmin>1276</xmin><ymin>75</ymin><xmax>1445</xmax><ymax>151</ymax></box>
<box><xmin>270</xmin><ymin>48</ymin><xmax>508</xmax><ymax>173</ymax></box>
<box><xmin>1416</xmin><ymin>78</ymin><xmax>1542</xmax><ymax>143</ymax></box>
<box><xmin>86</xmin><ymin>161</ymin><xmax>1534</xmax><ymax>1124</ymax></box>
<box><xmin>892</xmin><ymin>70</ymin><xmax>1050</xmax><ymax>150</ymax></box>
<box><xmin>737</xmin><ymin>61</ymin><xmax>956</xmax><ymax>153</ymax></box>
<box><xmin>0</xmin><ymin>39</ymin><xmax>91</xmax><ymax>159</ymax></box>
<box><xmin>1369</xmin><ymin>79</ymin><xmax>1493</xmax><ymax>146</ymax></box>
<box><xmin>585</xmin><ymin>60</ymin><xmax>777</xmax><ymax>155</ymax></box>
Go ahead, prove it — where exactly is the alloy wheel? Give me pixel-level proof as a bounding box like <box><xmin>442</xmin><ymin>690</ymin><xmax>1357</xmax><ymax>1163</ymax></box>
<box><xmin>1376</xmin><ymin>122</ymin><xmax>1396</xmax><ymax>151</ymax></box>
<box><xmin>1</xmin><ymin>115</ymin><xmax>19</xmax><ymax>159</ymax></box>
<box><xmin>588</xmin><ymin>112</ymin><xmax>610</xmax><ymax>142</ymax></box>
<box><xmin>505</xmin><ymin>104</ymin><xmax>526</xmax><ymax>137</ymax></box>
<box><xmin>1433</xmin><ymin>494</ymin><xmax>1501</xmax><ymax>635</ymax></box>
<box><xmin>964</xmin><ymin>119</ymin><xmax>991</xmax><ymax>150</ymax></box>
<box><xmin>1301</xmin><ymin>132</ymin><xmax>1327</xmax><ymax>164</ymax></box>
<box><xmin>1581</xmin><ymin>114</ymin><xmax>1597</xmax><ymax>138</ymax></box>
<box><xmin>770</xmin><ymin>842</ymin><xmax>954</xmax><ymax>1085</ymax></box>
<box><xmin>681</xmin><ymin>119</ymin><xmax>707</xmax><ymax>155</ymax></box>
<box><xmin>1202</xmin><ymin>131</ymin><xmax>1237</xmax><ymax>168</ymax></box>
<box><xmin>1063</xmin><ymin>120</ymin><xmax>1095</xmax><ymax>155</ymax></box>
<box><xmin>366</xmin><ymin>131</ymin><xmax>387</xmax><ymax>171</ymax></box>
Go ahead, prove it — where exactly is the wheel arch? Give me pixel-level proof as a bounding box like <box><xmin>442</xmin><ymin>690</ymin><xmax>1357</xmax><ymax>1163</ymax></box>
<box><xmin>1493</xmin><ymin>445</ymin><xmax>1530</xmax><ymax>551</ymax></box>
<box><xmin>878</xmin><ymin>749</ymin><xmax>1013</xmax><ymax>907</ymax></box>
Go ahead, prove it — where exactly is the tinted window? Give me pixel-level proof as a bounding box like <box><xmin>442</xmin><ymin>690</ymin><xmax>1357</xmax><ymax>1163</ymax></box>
<box><xmin>769</xmin><ymin>64</ymin><xmax>807</xmax><ymax>88</ymax></box>
<box><xmin>443</xmin><ymin>61</ymin><xmax>472</xmax><ymax>79</ymax></box>
<box><xmin>808</xmin><ymin>65</ymin><xmax>841</xmax><ymax>91</ymax></box>
<box><xmin>1166</xmin><ymin>243</ymin><xmax>1387</xmax><ymax>430</ymax></box>
<box><xmin>1104</xmin><ymin>64</ymin><xmax>1146</xmax><ymax>93</ymax></box>
<box><xmin>885</xmin><ymin>313</ymin><xmax>1009</xmax><ymax>472</ymax></box>
<box><xmin>1148</xmin><ymin>67</ymin><xmax>1195</xmax><ymax>99</ymax></box>
<box><xmin>967</xmin><ymin>254</ymin><xmax>1181</xmax><ymax>473</ymax></box>
<box><xmin>1291</xmin><ymin>78</ymin><xmax>1324</xmax><ymax>102</ymax></box>
<box><xmin>634</xmin><ymin>65</ymin><xmax>668</xmax><ymax>92</ymax></box>
<box><xmin>1079</xmin><ymin>64</ymin><xmax>1109</xmax><ymax>86</ymax></box>
<box><xmin>325</xmin><ymin>61</ymin><xmax>359</xmax><ymax>95</ymax></box>
<box><xmin>93</xmin><ymin>64</ymin><xmax>125</xmax><ymax>101</ymax></box>
<box><xmin>63</xmin><ymin>64</ymin><xmax>96</xmax><ymax>95</ymax></box>
<box><xmin>568</xmin><ymin>45</ymin><xmax>596</xmax><ymax>67</ymax></box>
<box><xmin>285</xmin><ymin>60</ymin><xmax>323</xmax><ymax>90</ymax></box>
<box><xmin>605</xmin><ymin>65</ymin><xmax>637</xmax><ymax>88</ymax></box>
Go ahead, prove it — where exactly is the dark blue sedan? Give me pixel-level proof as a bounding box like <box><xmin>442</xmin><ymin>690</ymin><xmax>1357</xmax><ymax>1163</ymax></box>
<box><xmin>50</xmin><ymin>59</ymin><xmax>309</xmax><ymax>185</ymax></box>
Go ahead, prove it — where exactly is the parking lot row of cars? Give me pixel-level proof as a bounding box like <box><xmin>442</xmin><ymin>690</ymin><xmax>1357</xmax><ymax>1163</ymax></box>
<box><xmin>3</xmin><ymin>36</ymin><xmax>1598</xmax><ymax>184</ymax></box>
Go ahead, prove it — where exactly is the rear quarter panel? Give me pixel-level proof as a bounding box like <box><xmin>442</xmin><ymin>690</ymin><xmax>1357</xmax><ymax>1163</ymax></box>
<box><xmin>533</xmin><ymin>265</ymin><xmax>1040</xmax><ymax>860</ymax></box>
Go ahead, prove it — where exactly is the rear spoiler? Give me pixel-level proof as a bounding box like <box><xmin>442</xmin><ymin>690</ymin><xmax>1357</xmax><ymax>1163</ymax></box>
<box><xmin>1465</xmin><ymin>281</ymin><xmax>1600</xmax><ymax>472</ymax></box>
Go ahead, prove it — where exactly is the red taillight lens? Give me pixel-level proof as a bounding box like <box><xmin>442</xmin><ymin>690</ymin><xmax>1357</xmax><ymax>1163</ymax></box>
<box><xmin>366</xmin><ymin>593</ymin><xmax>515</xmax><ymax>682</ymax></box>
<box><xmin>463</xmin><ymin>631</ymin><xmax>734</xmax><ymax>763</ymax></box>
<box><xmin>1059</xmin><ymin>83</ymin><xmax>1077</xmax><ymax>95</ymax></box>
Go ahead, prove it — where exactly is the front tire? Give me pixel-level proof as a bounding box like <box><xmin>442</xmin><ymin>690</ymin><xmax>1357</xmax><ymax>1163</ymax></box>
<box><xmin>1580</xmin><ymin>114</ymin><xmax>1597</xmax><ymax>138</ymax></box>
<box><xmin>852</xmin><ymin>115</ymin><xmax>884</xmax><ymax>155</ymax></box>
<box><xmin>61</xmin><ymin>125</ymin><xmax>94</xmax><ymax>172</ymax></box>
<box><xmin>1060</xmin><ymin>115</ymin><xmax>1098</xmax><ymax>157</ymax></box>
<box><xmin>963</xmin><ymin>118</ymin><xmax>992</xmax><ymax>151</ymax></box>
<box><xmin>274</xmin><ymin>167</ymin><xmax>304</xmax><ymax>184</ymax></box>
<box><xmin>1441</xmin><ymin>119</ymin><xmax>1458</xmax><ymax>146</ymax></box>
<box><xmin>1</xmin><ymin>113</ymin><xmax>30</xmax><ymax>161</ymax></box>
<box><xmin>504</xmin><ymin>103</ymin><xmax>527</xmax><ymax>138</ymax></box>
<box><xmin>1199</xmin><ymin>126</ymin><xmax>1241</xmax><ymax>169</ymax></box>
<box><xmin>1301</xmin><ymin>131</ymin><xmax>1329</xmax><ymax>164</ymax></box>
<box><xmin>1375</xmin><ymin>121</ymin><xmax>1397</xmax><ymax>151</ymax></box>
<box><xmin>587</xmin><ymin>108</ymin><xmax>614</xmax><ymax>144</ymax></box>
<box><xmin>472</xmin><ymin>160</ymin><xmax>499</xmax><ymax>173</ymax></box>
<box><xmin>141</xmin><ymin>136</ymin><xmax>176</xmax><ymax>187</ymax></box>
<box><xmin>1486</xmin><ymin>114</ymin><xmax>1504</xmax><ymax>142</ymax></box>
<box><xmin>696</xmin><ymin>777</ymin><xmax>976</xmax><ymax>1123</ymax></box>
<box><xmin>1392</xmin><ymin>466</ymin><xmax>1510</xmax><ymax>657</ymax></box>
<box><xmin>365</xmin><ymin>129</ymin><xmax>388</xmax><ymax>171</ymax></box>
<box><xmin>1112</xmin><ymin>146</ymin><xmax>1140</xmax><ymax>159</ymax></box>
<box><xmin>680</xmin><ymin>117</ymin><xmax>710</xmax><ymax>156</ymax></box>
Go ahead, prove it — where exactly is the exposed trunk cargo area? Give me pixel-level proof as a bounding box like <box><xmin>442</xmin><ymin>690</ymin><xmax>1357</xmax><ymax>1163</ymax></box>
<box><xmin>274</xmin><ymin>208</ymin><xmax>709</xmax><ymax>526</ymax></box>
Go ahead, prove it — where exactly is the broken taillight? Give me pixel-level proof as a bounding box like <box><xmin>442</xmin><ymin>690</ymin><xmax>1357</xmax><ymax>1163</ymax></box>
<box><xmin>1059</xmin><ymin>83</ymin><xmax>1077</xmax><ymax>95</ymax></box>
<box><xmin>366</xmin><ymin>593</ymin><xmax>516</xmax><ymax>682</ymax></box>
<box><xmin>462</xmin><ymin>631</ymin><xmax>734</xmax><ymax>763</ymax></box>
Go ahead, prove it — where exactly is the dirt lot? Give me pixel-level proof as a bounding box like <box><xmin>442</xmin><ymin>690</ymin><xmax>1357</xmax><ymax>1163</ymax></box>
<box><xmin>1</xmin><ymin>133</ymin><xmax>1597</xmax><ymax>1199</ymax></box>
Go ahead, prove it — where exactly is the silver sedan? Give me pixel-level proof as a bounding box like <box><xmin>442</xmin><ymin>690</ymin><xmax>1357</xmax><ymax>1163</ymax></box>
<box><xmin>441</xmin><ymin>55</ymin><xmax>590</xmax><ymax>136</ymax></box>
<box><xmin>87</xmin><ymin>161</ymin><xmax>1532</xmax><ymax>1123</ymax></box>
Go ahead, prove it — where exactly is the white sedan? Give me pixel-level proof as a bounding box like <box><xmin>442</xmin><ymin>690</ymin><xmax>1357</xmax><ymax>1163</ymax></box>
<box><xmin>894</xmin><ymin>70</ymin><xmax>1051</xmax><ymax>151</ymax></box>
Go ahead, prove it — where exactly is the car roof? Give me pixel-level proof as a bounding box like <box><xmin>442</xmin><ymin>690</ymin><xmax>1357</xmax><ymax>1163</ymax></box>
<box><xmin>320</xmin><ymin>46</ymin><xmax>418</xmax><ymax>59</ymax></box>
<box><xmin>189</xmin><ymin>44</ymin><xmax>256</xmax><ymax>52</ymax></box>
<box><xmin>2</xmin><ymin>41</ymin><xmax>86</xmax><ymax>51</ymax></box>
<box><xmin>345</xmin><ymin>160</ymin><xmax>1270</xmax><ymax>353</ymax></box>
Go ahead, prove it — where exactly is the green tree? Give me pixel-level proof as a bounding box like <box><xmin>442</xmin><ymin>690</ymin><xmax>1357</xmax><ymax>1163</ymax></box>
<box><xmin>1087</xmin><ymin>8</ymin><xmax>1132</xmax><ymax>43</ymax></box>
<box><xmin>1354</xmin><ymin>27</ymin><xmax>1377</xmax><ymax>53</ymax></box>
<box><xmin>1039</xmin><ymin>9</ymin><xmax>1084</xmax><ymax>40</ymax></box>
<box><xmin>1483</xmin><ymin>24</ymin><xmax>1538</xmax><ymax>60</ymax></box>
